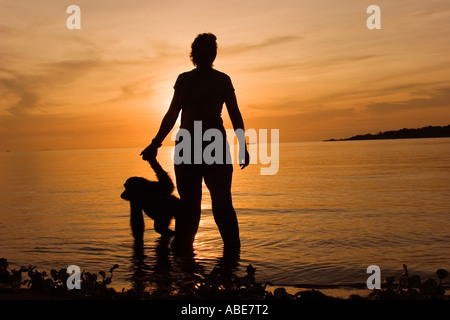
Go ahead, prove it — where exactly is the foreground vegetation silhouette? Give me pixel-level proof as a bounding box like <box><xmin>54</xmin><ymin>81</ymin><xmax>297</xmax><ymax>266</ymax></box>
<box><xmin>1</xmin><ymin>258</ymin><xmax>448</xmax><ymax>300</ymax></box>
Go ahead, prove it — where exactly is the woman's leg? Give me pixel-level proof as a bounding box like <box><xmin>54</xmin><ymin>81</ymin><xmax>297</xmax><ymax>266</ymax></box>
<box><xmin>173</xmin><ymin>164</ymin><xmax>203</xmax><ymax>254</ymax></box>
<box><xmin>203</xmin><ymin>164</ymin><xmax>240</xmax><ymax>253</ymax></box>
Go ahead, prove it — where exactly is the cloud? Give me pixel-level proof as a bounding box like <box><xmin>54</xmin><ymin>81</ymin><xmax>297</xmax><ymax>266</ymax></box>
<box><xmin>0</xmin><ymin>24</ymin><xmax>11</xmax><ymax>34</ymax></box>
<box><xmin>408</xmin><ymin>3</ymin><xmax>450</xmax><ymax>19</ymax></box>
<box><xmin>365</xmin><ymin>87</ymin><xmax>450</xmax><ymax>114</ymax></box>
<box><xmin>0</xmin><ymin>77</ymin><xmax>39</xmax><ymax>116</ymax></box>
<box><xmin>246</xmin><ymin>106</ymin><xmax>355</xmax><ymax>127</ymax></box>
<box><xmin>321</xmin><ymin>55</ymin><xmax>381</xmax><ymax>68</ymax></box>
<box><xmin>0</xmin><ymin>58</ymin><xmax>102</xmax><ymax>116</ymax></box>
<box><xmin>222</xmin><ymin>35</ymin><xmax>301</xmax><ymax>55</ymax></box>
<box><xmin>106</xmin><ymin>77</ymin><xmax>156</xmax><ymax>103</ymax></box>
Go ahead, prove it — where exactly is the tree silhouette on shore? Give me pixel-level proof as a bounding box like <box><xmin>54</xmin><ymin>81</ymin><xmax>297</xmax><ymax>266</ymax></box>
<box><xmin>325</xmin><ymin>125</ymin><xmax>450</xmax><ymax>141</ymax></box>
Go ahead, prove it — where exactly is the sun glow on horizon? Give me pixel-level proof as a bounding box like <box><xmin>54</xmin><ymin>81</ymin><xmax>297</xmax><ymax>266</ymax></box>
<box><xmin>1</xmin><ymin>1</ymin><xmax>450</xmax><ymax>151</ymax></box>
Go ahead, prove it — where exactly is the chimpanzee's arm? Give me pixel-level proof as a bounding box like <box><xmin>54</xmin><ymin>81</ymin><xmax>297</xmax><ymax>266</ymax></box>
<box><xmin>148</xmin><ymin>158</ymin><xmax>174</xmax><ymax>196</ymax></box>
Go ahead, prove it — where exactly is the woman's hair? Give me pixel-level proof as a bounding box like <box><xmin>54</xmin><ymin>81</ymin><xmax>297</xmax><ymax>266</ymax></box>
<box><xmin>190</xmin><ymin>33</ymin><xmax>217</xmax><ymax>67</ymax></box>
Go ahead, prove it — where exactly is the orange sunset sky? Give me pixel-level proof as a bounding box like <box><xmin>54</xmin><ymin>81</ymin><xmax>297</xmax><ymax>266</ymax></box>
<box><xmin>1</xmin><ymin>0</ymin><xmax>450</xmax><ymax>151</ymax></box>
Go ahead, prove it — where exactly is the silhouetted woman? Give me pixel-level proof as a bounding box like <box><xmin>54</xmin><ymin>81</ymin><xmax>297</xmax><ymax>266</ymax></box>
<box><xmin>141</xmin><ymin>33</ymin><xmax>249</xmax><ymax>256</ymax></box>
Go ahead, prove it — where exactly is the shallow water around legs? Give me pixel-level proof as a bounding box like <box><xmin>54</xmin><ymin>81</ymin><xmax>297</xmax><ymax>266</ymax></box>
<box><xmin>1</xmin><ymin>139</ymin><xmax>449</xmax><ymax>294</ymax></box>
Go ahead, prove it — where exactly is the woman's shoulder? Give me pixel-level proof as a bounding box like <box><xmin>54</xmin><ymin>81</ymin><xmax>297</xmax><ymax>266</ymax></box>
<box><xmin>177</xmin><ymin>68</ymin><xmax>231</xmax><ymax>81</ymax></box>
<box><xmin>174</xmin><ymin>70</ymin><xmax>195</xmax><ymax>88</ymax></box>
<box><xmin>211</xmin><ymin>68</ymin><xmax>231</xmax><ymax>80</ymax></box>
<box><xmin>177</xmin><ymin>69</ymin><xmax>195</xmax><ymax>79</ymax></box>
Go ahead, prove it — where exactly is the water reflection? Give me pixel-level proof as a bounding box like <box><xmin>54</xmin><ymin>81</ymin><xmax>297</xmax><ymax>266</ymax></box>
<box><xmin>130</xmin><ymin>237</ymin><xmax>241</xmax><ymax>295</ymax></box>
<box><xmin>3</xmin><ymin>141</ymin><xmax>450</xmax><ymax>289</ymax></box>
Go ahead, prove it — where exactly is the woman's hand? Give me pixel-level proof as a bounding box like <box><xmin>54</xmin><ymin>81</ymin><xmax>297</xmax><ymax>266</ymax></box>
<box><xmin>240</xmin><ymin>147</ymin><xmax>250</xmax><ymax>169</ymax></box>
<box><xmin>140</xmin><ymin>142</ymin><xmax>159</xmax><ymax>161</ymax></box>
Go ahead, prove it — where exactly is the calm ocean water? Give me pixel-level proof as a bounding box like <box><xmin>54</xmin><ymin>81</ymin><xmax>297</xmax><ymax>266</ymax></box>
<box><xmin>1</xmin><ymin>139</ymin><xmax>449</xmax><ymax>294</ymax></box>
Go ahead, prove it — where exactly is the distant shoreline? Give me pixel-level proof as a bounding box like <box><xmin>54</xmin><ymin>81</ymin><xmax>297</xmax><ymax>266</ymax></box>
<box><xmin>324</xmin><ymin>125</ymin><xmax>450</xmax><ymax>142</ymax></box>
